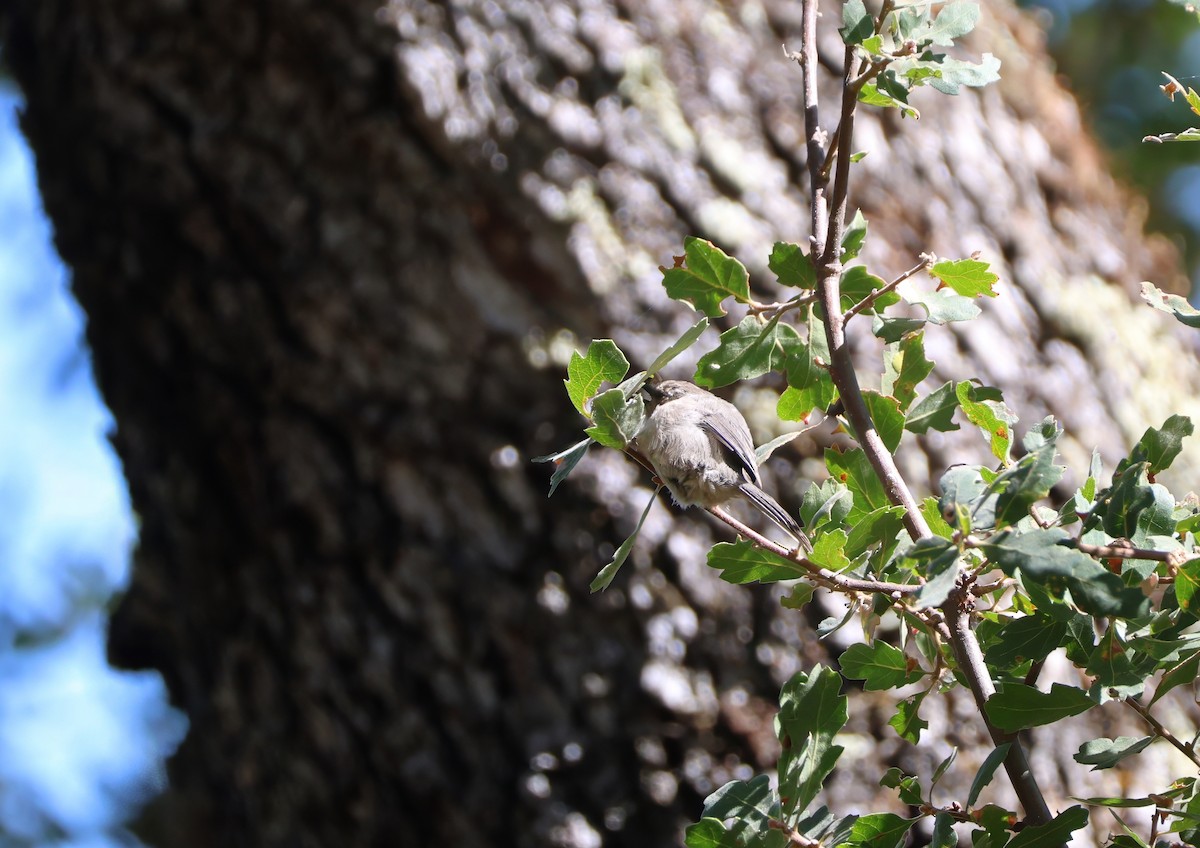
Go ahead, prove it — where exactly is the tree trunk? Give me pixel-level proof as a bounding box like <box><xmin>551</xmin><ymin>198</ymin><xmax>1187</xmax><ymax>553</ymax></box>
<box><xmin>2</xmin><ymin>0</ymin><xmax>1195</xmax><ymax>846</ymax></box>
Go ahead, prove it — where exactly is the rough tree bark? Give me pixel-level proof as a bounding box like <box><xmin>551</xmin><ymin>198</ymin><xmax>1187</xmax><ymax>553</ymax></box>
<box><xmin>2</xmin><ymin>0</ymin><xmax>1197</xmax><ymax>846</ymax></box>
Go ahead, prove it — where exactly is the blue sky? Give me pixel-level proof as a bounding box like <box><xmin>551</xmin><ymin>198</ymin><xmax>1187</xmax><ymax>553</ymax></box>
<box><xmin>0</xmin><ymin>86</ymin><xmax>186</xmax><ymax>845</ymax></box>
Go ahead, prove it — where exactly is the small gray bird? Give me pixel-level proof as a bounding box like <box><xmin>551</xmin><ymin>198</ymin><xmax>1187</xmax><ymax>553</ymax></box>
<box><xmin>637</xmin><ymin>380</ymin><xmax>811</xmax><ymax>551</ymax></box>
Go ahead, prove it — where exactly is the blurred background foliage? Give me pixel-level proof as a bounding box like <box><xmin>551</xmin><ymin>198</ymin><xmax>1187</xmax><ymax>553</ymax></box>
<box><xmin>1021</xmin><ymin>0</ymin><xmax>1200</xmax><ymax>292</ymax></box>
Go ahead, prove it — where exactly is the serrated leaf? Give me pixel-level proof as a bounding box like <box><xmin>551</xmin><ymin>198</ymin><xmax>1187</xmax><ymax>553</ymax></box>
<box><xmin>770</xmin><ymin>242</ymin><xmax>817</xmax><ymax>288</ymax></box>
<box><xmin>842</xmin><ymin>266</ymin><xmax>898</xmax><ymax>314</ymax></box>
<box><xmin>585</xmin><ymin>387</ymin><xmax>645</xmax><ymax>449</ymax></box>
<box><xmin>1141</xmin><ymin>280</ymin><xmax>1200</xmax><ymax>328</ymax></box>
<box><xmin>882</xmin><ymin>332</ymin><xmax>934</xmax><ymax>411</ymax></box>
<box><xmin>839</xmin><ymin>641</ymin><xmax>925</xmax><ymax>690</ymax></box>
<box><xmin>1005</xmin><ymin>805</ymin><xmax>1088</xmax><ymax>848</ymax></box>
<box><xmin>983</xmin><ymin>616</ymin><xmax>1067</xmax><ymax>668</ymax></box>
<box><xmin>881</xmin><ymin>767</ymin><xmax>925</xmax><ymax>807</ymax></box>
<box><xmin>968</xmin><ymin>743</ymin><xmax>1011</xmax><ymax>807</ymax></box>
<box><xmin>826</xmin><ymin>447</ymin><xmax>889</xmax><ymax>522</ymax></box>
<box><xmin>984</xmin><ymin>682</ymin><xmax>1093</xmax><ymax>731</ymax></box>
<box><xmin>846</xmin><ymin>391</ymin><xmax>905</xmax><ymax>453</ymax></box>
<box><xmin>647</xmin><ymin>317</ymin><xmax>711</xmax><ymax>376</ymax></box>
<box><xmin>1127</xmin><ymin>414</ymin><xmax>1194</xmax><ymax>476</ymax></box>
<box><xmin>927</xmin><ymin>53</ymin><xmax>1002</xmax><ymax>95</ymax></box>
<box><xmin>779</xmin><ymin>312</ymin><xmax>837</xmax><ymax>421</ymax></box>
<box><xmin>889</xmin><ymin>692</ymin><xmax>929</xmax><ymax>743</ymax></box>
<box><xmin>845</xmin><ymin>506</ymin><xmax>907</xmax><ymax>559</ymax></box>
<box><xmin>930</xmin><ymin>258</ymin><xmax>999</xmax><ymax>297</ymax></box>
<box><xmin>708</xmin><ymin>540</ymin><xmax>805</xmax><ymax>585</ymax></box>
<box><xmin>590</xmin><ymin>491</ymin><xmax>656</xmax><ymax>591</ymax></box>
<box><xmin>662</xmin><ymin>237</ymin><xmax>751</xmax><ymax>318</ymax></box>
<box><xmin>842</xmin><ymin>210</ymin><xmax>869</xmax><ymax>262</ymax></box>
<box><xmin>777</xmin><ymin>666</ymin><xmax>848</xmax><ymax>817</ymax></box>
<box><xmin>532</xmin><ymin>438</ymin><xmax>592</xmax><ymax>496</ymax></box>
<box><xmin>1097</xmin><ymin>462</ymin><xmax>1177</xmax><ymax>544</ymax></box>
<box><xmin>700</xmin><ymin>776</ymin><xmax>782</xmax><ymax>846</ymax></box>
<box><xmin>982</xmin><ymin>528</ymin><xmax>1150</xmax><ymax>618</ymax></box>
<box><xmin>872</xmin><ymin>314</ymin><xmax>928</xmax><ymax>343</ymax></box>
<box><xmin>938</xmin><ymin>464</ymin><xmax>996</xmax><ymax>531</ymax></box>
<box><xmin>858</xmin><ymin>80</ymin><xmax>921</xmax><ymax>118</ymax></box>
<box><xmin>1073</xmin><ymin>736</ymin><xmax>1154</xmax><ymax>770</ymax></box>
<box><xmin>802</xmin><ymin>479</ymin><xmax>855</xmax><ymax>533</ymax></box>
<box><xmin>695</xmin><ymin>315</ymin><xmax>799</xmax><ymax>389</ymax></box>
<box><xmin>1175</xmin><ymin>560</ymin><xmax>1200</xmax><ymax>613</ymax></box>
<box><xmin>927</xmin><ymin>2</ymin><xmax>980</xmax><ymax>45</ymax></box>
<box><xmin>565</xmin><ymin>339</ymin><xmax>630</xmax><ymax>414</ymax></box>
<box><xmin>991</xmin><ymin>420</ymin><xmax>1063</xmax><ymax>528</ymax></box>
<box><xmin>782</xmin><ymin>582</ymin><xmax>817</xmax><ymax>610</ymax></box>
<box><xmin>906</xmin><ymin>381</ymin><xmax>960</xmax><ymax>434</ymax></box>
<box><xmin>840</xmin><ymin>0</ymin><xmax>875</xmax><ymax>46</ymax></box>
<box><xmin>1085</xmin><ymin>629</ymin><xmax>1148</xmax><ymax>699</ymax></box>
<box><xmin>809</xmin><ymin>529</ymin><xmax>852</xmax><ymax>573</ymax></box>
<box><xmin>956</xmin><ymin>381</ymin><xmax>1015</xmax><ymax>462</ymax></box>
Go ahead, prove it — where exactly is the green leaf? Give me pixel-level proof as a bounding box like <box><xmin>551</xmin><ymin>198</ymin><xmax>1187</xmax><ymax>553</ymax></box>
<box><xmin>770</xmin><ymin>242</ymin><xmax>817</xmax><ymax>289</ymax></box>
<box><xmin>1085</xmin><ymin>629</ymin><xmax>1149</xmax><ymax>699</ymax></box>
<box><xmin>532</xmin><ymin>438</ymin><xmax>592</xmax><ymax>496</ymax></box>
<box><xmin>708</xmin><ymin>540</ymin><xmax>805</xmax><ymax>585</ymax></box>
<box><xmin>845</xmin><ymin>506</ymin><xmax>907</xmax><ymax>559</ymax></box>
<box><xmin>1176</xmin><ymin>560</ymin><xmax>1200</xmax><ymax>613</ymax></box>
<box><xmin>882</xmin><ymin>332</ymin><xmax>934</xmax><ymax>411</ymax></box>
<box><xmin>1141</xmin><ymin>280</ymin><xmax>1200</xmax><ymax>328</ymax></box>
<box><xmin>956</xmin><ymin>381</ymin><xmax>1016</xmax><ymax>463</ymax></box>
<box><xmin>755</xmin><ymin>429</ymin><xmax>807</xmax><ymax>465</ymax></box>
<box><xmin>843</xmin><ymin>813</ymin><xmax>915</xmax><ymax>848</ymax></box>
<box><xmin>984</xmin><ymin>682</ymin><xmax>1093</xmax><ymax>732</ymax></box>
<box><xmin>662</xmin><ymin>237</ymin><xmax>751</xmax><ymax>318</ymax></box>
<box><xmin>842</xmin><ymin>266</ymin><xmax>898</xmax><ymax>313</ymax></box>
<box><xmin>1127</xmin><ymin>414</ymin><xmax>1194</xmax><ymax>476</ymax></box>
<box><xmin>1151</xmin><ymin>650</ymin><xmax>1200</xmax><ymax>705</ymax></box>
<box><xmin>808</xmin><ymin>529</ymin><xmax>852</xmax><ymax>573</ymax></box>
<box><xmin>647</xmin><ymin>317</ymin><xmax>711</xmax><ymax>376</ymax></box>
<box><xmin>585</xmin><ymin>387</ymin><xmax>645</xmax><ymax>449</ymax></box>
<box><xmin>842</xmin><ymin>210</ymin><xmax>869</xmax><ymax>262</ymax></box>
<box><xmin>802</xmin><ymin>479</ymin><xmax>855</xmax><ymax>533</ymax></box>
<box><xmin>1073</xmin><ymin>736</ymin><xmax>1154</xmax><ymax>770</ymax></box>
<box><xmin>565</xmin><ymin>339</ymin><xmax>630</xmax><ymax>414</ymax></box>
<box><xmin>858</xmin><ymin>79</ymin><xmax>921</xmax><ymax>119</ymax></box>
<box><xmin>903</xmin><ymin>284</ymin><xmax>981</xmax><ymax>324</ymax></box>
<box><xmin>778</xmin><ymin>312</ymin><xmax>837</xmax><ymax>421</ymax></box>
<box><xmin>906</xmin><ymin>381</ymin><xmax>961</xmax><ymax>434</ymax></box>
<box><xmin>777</xmin><ymin>666</ymin><xmax>848</xmax><ymax>817</ymax></box>
<box><xmin>881</xmin><ymin>767</ymin><xmax>925</xmax><ymax>807</ymax></box>
<box><xmin>927</xmin><ymin>2</ymin><xmax>980</xmax><ymax>45</ymax></box>
<box><xmin>700</xmin><ymin>776</ymin><xmax>781</xmax><ymax>846</ymax></box>
<box><xmin>889</xmin><ymin>692</ymin><xmax>929</xmax><ymax>743</ymax></box>
<box><xmin>1073</xmin><ymin>796</ymin><xmax>1156</xmax><ymax>809</ymax></box>
<box><xmin>839</xmin><ymin>641</ymin><xmax>924</xmax><ymax>690</ymax></box>
<box><xmin>853</xmin><ymin>391</ymin><xmax>906</xmax><ymax>453</ymax></box>
<box><xmin>901</xmin><ymin>537</ymin><xmax>960</xmax><ymax>608</ymax></box>
<box><xmin>931</xmin><ymin>747</ymin><xmax>958</xmax><ymax>788</ymax></box>
<box><xmin>590</xmin><ymin>492</ymin><xmax>657</xmax><ymax>591</ymax></box>
<box><xmin>938</xmin><ymin>464</ymin><xmax>996</xmax><ymax>531</ymax></box>
<box><xmin>982</xmin><ymin>528</ymin><xmax>1150</xmax><ymax>618</ymax></box>
<box><xmin>684</xmin><ymin>818</ymin><xmax>738</xmax><ymax>848</ymax></box>
<box><xmin>825</xmin><ymin>447</ymin><xmax>889</xmax><ymax>522</ymax></box>
<box><xmin>1005</xmin><ymin>805</ymin><xmax>1088</xmax><ymax>848</ymax></box>
<box><xmin>1096</xmin><ymin>462</ymin><xmax>1177</xmax><ymax>544</ymax></box>
<box><xmin>931</xmin><ymin>812</ymin><xmax>958</xmax><ymax>848</ymax></box>
<box><xmin>929</xmin><ymin>258</ymin><xmax>999</xmax><ymax>298</ymax></box>
<box><xmin>991</xmin><ymin>419</ymin><xmax>1064</xmax><ymax>529</ymax></box>
<box><xmin>927</xmin><ymin>53</ymin><xmax>1002</xmax><ymax>95</ymax></box>
<box><xmin>968</xmin><ymin>743</ymin><xmax>1011</xmax><ymax>807</ymax></box>
<box><xmin>840</xmin><ymin>0</ymin><xmax>875</xmax><ymax>46</ymax></box>
<box><xmin>872</xmin><ymin>315</ymin><xmax>927</xmax><ymax>343</ymax></box>
<box><xmin>983</xmin><ymin>616</ymin><xmax>1067</xmax><ymax>668</ymax></box>
<box><xmin>695</xmin><ymin>315</ymin><xmax>799</xmax><ymax>389</ymax></box>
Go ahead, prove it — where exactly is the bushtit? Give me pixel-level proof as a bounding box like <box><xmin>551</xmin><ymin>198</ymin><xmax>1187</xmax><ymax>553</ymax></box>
<box><xmin>637</xmin><ymin>380</ymin><xmax>811</xmax><ymax>551</ymax></box>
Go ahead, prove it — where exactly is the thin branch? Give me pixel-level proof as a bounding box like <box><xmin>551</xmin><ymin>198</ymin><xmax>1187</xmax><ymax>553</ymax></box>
<box><xmin>1125</xmin><ymin>697</ymin><xmax>1200</xmax><ymax>769</ymax></box>
<box><xmin>843</xmin><ymin>257</ymin><xmax>932</xmax><ymax>322</ymax></box>
<box><xmin>748</xmin><ymin>291</ymin><xmax>821</xmax><ymax>320</ymax></box>
<box><xmin>800</xmin><ymin>0</ymin><xmax>829</xmax><ymax>251</ymax></box>
<box><xmin>1076</xmin><ymin>540</ymin><xmax>1194</xmax><ymax>567</ymax></box>
<box><xmin>708</xmin><ymin>506</ymin><xmax>923</xmax><ymax>596</ymax></box>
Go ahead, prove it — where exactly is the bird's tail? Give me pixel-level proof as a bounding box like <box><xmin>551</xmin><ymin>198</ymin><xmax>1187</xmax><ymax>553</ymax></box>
<box><xmin>739</xmin><ymin>483</ymin><xmax>812</xmax><ymax>553</ymax></box>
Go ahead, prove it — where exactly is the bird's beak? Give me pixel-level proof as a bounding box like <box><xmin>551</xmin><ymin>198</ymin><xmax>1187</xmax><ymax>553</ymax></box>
<box><xmin>642</xmin><ymin>381</ymin><xmax>665</xmax><ymax>401</ymax></box>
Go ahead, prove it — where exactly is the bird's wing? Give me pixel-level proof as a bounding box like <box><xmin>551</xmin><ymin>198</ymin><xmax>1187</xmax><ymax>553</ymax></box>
<box><xmin>700</xmin><ymin>418</ymin><xmax>762</xmax><ymax>486</ymax></box>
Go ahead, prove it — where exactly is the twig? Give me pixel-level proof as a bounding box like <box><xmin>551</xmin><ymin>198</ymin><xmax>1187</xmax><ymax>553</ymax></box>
<box><xmin>1125</xmin><ymin>696</ymin><xmax>1200</xmax><ymax>769</ymax></box>
<box><xmin>748</xmin><ymin>291</ymin><xmax>821</xmax><ymax>320</ymax></box>
<box><xmin>708</xmin><ymin>505</ymin><xmax>923</xmax><ymax>596</ymax></box>
<box><xmin>1076</xmin><ymin>540</ymin><xmax>1194</xmax><ymax>566</ymax></box>
<box><xmin>843</xmin><ymin>258</ymin><xmax>932</xmax><ymax>322</ymax></box>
